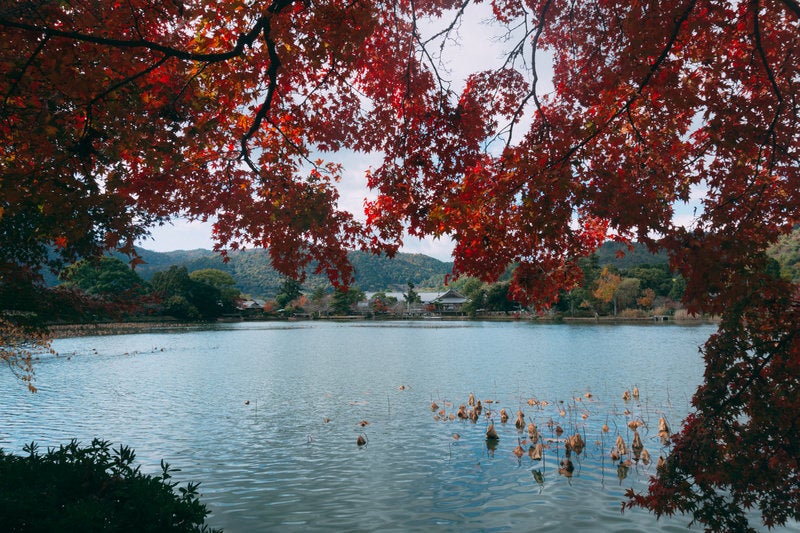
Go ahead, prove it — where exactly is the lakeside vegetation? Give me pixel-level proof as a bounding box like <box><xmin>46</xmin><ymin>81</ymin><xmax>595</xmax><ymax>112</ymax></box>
<box><xmin>11</xmin><ymin>235</ymin><xmax>794</xmax><ymax>326</ymax></box>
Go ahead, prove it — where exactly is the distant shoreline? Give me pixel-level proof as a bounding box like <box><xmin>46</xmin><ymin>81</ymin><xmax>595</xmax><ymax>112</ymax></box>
<box><xmin>47</xmin><ymin>314</ymin><xmax>719</xmax><ymax>338</ymax></box>
<box><xmin>47</xmin><ymin>321</ymin><xmax>204</xmax><ymax>338</ymax></box>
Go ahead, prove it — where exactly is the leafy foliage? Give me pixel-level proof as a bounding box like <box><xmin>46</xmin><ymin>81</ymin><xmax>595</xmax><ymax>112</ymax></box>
<box><xmin>0</xmin><ymin>439</ymin><xmax>220</xmax><ymax>533</ymax></box>
<box><xmin>0</xmin><ymin>319</ymin><xmax>52</xmax><ymax>393</ymax></box>
<box><xmin>330</xmin><ymin>286</ymin><xmax>364</xmax><ymax>315</ymax></box>
<box><xmin>768</xmin><ymin>226</ymin><xmax>800</xmax><ymax>281</ymax></box>
<box><xmin>114</xmin><ymin>248</ymin><xmax>453</xmax><ymax>297</ymax></box>
<box><xmin>60</xmin><ymin>257</ymin><xmax>149</xmax><ymax>296</ymax></box>
<box><xmin>274</xmin><ymin>277</ymin><xmax>303</xmax><ymax>309</ymax></box>
<box><xmin>150</xmin><ymin>266</ymin><xmax>233</xmax><ymax>320</ymax></box>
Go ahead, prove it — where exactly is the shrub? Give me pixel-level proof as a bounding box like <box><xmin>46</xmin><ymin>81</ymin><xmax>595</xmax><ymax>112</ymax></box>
<box><xmin>0</xmin><ymin>439</ymin><xmax>221</xmax><ymax>533</ymax></box>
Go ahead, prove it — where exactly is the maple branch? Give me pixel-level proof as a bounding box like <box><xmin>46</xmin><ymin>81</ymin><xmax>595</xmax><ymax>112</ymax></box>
<box><xmin>2</xmin><ymin>33</ymin><xmax>48</xmax><ymax>107</ymax></box>
<box><xmin>552</xmin><ymin>0</ymin><xmax>697</xmax><ymax>169</ymax></box>
<box><xmin>90</xmin><ymin>55</ymin><xmax>171</xmax><ymax>108</ymax></box>
<box><xmin>778</xmin><ymin>0</ymin><xmax>800</xmax><ymax>17</ymax></box>
<box><xmin>752</xmin><ymin>0</ymin><xmax>784</xmax><ymax>173</ymax></box>
<box><xmin>240</xmin><ymin>0</ymin><xmax>297</xmax><ymax>166</ymax></box>
<box><xmin>422</xmin><ymin>0</ymin><xmax>472</xmax><ymax>47</ymax></box>
<box><xmin>0</xmin><ymin>15</ymin><xmax>266</xmax><ymax>63</ymax></box>
<box><xmin>509</xmin><ymin>0</ymin><xmax>552</xmax><ymax>142</ymax></box>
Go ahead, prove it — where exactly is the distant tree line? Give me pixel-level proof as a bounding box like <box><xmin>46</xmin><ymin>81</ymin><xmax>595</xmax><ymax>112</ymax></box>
<box><xmin>47</xmin><ymin>247</ymin><xmax>788</xmax><ymax>322</ymax></box>
<box><xmin>58</xmin><ymin>258</ymin><xmax>242</xmax><ymax>321</ymax></box>
<box><xmin>447</xmin><ymin>254</ymin><xmax>688</xmax><ymax>318</ymax></box>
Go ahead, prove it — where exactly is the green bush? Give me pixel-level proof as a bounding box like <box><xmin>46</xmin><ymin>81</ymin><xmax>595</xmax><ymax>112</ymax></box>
<box><xmin>0</xmin><ymin>439</ymin><xmax>221</xmax><ymax>533</ymax></box>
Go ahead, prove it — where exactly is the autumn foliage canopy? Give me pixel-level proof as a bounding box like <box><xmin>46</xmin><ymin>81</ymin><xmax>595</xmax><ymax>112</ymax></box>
<box><xmin>1</xmin><ymin>0</ymin><xmax>798</xmax><ymax>529</ymax></box>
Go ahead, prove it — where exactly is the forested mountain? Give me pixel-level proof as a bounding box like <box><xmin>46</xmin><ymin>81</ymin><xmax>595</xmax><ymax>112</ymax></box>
<box><xmin>118</xmin><ymin>241</ymin><xmax>671</xmax><ymax>299</ymax></box>
<box><xmin>57</xmin><ymin>231</ymin><xmax>797</xmax><ymax>300</ymax></box>
<box><xmin>125</xmin><ymin>248</ymin><xmax>454</xmax><ymax>298</ymax></box>
<box><xmin>593</xmin><ymin>242</ymin><xmax>669</xmax><ymax>269</ymax></box>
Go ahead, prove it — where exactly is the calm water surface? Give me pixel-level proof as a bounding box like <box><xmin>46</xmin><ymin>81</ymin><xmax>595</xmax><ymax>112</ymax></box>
<box><xmin>1</xmin><ymin>321</ymin><xmax>795</xmax><ymax>532</ymax></box>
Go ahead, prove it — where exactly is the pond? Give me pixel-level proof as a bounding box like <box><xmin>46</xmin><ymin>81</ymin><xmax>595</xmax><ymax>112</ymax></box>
<box><xmin>1</xmin><ymin>320</ymin><xmax>795</xmax><ymax>532</ymax></box>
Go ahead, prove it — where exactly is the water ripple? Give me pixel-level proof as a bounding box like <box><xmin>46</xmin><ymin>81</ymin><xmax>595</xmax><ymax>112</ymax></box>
<box><xmin>1</xmin><ymin>322</ymin><xmax>797</xmax><ymax>532</ymax></box>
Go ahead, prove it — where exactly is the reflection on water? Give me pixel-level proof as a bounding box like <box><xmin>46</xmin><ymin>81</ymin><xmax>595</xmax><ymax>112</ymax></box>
<box><xmin>0</xmin><ymin>321</ymin><xmax>796</xmax><ymax>532</ymax></box>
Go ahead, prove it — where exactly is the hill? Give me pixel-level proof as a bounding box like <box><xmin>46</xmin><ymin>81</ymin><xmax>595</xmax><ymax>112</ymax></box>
<box><xmin>768</xmin><ymin>226</ymin><xmax>800</xmax><ymax>281</ymax></box>
<box><xmin>46</xmin><ymin>230</ymin><xmax>798</xmax><ymax>299</ymax></box>
<box><xmin>126</xmin><ymin>248</ymin><xmax>454</xmax><ymax>298</ymax></box>
<box><xmin>125</xmin><ymin>242</ymin><xmax>671</xmax><ymax>298</ymax></box>
<box><xmin>593</xmin><ymin>241</ymin><xmax>669</xmax><ymax>269</ymax></box>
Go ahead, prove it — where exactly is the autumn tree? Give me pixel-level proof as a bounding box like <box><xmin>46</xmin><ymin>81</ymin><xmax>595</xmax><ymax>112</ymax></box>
<box><xmin>2</xmin><ymin>0</ymin><xmax>799</xmax><ymax>529</ymax></box>
<box><xmin>636</xmin><ymin>288</ymin><xmax>656</xmax><ymax>310</ymax></box>
<box><xmin>593</xmin><ymin>267</ymin><xmax>622</xmax><ymax>316</ymax></box>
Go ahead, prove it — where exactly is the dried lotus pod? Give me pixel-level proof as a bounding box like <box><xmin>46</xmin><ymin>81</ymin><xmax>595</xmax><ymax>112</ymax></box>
<box><xmin>555</xmin><ymin>425</ymin><xmax>564</xmax><ymax>436</ymax></box>
<box><xmin>357</xmin><ymin>434</ymin><xmax>367</xmax><ymax>446</ymax></box>
<box><xmin>602</xmin><ymin>423</ymin><xmax>610</xmax><ymax>433</ymax></box>
<box><xmin>640</xmin><ymin>448</ymin><xmax>651</xmax><ymax>465</ymax></box>
<box><xmin>430</xmin><ymin>402</ymin><xmax>439</xmax><ymax>411</ymax></box>
<box><xmin>500</xmin><ymin>408</ymin><xmax>509</xmax><ymax>423</ymax></box>
<box><xmin>529</xmin><ymin>442</ymin><xmax>543</xmax><ymax>460</ymax></box>
<box><xmin>567</xmin><ymin>433</ymin><xmax>585</xmax><ymax>454</ymax></box>
<box><xmin>622</xmin><ymin>390</ymin><xmax>631</xmax><ymax>401</ymax></box>
<box><xmin>559</xmin><ymin>459</ymin><xmax>575</xmax><ymax>477</ymax></box>
<box><xmin>632</xmin><ymin>430</ymin><xmax>643</xmax><ymax>453</ymax></box>
<box><xmin>615</xmin><ymin>434</ymin><xmax>627</xmax><ymax>455</ymax></box>
<box><xmin>468</xmin><ymin>393</ymin><xmax>475</xmax><ymax>406</ymax></box>
<box><xmin>515</xmin><ymin>410</ymin><xmax>525</xmax><ymax>429</ymax></box>
<box><xmin>513</xmin><ymin>443</ymin><xmax>525</xmax><ymax>458</ymax></box>
<box><xmin>486</xmin><ymin>423</ymin><xmax>499</xmax><ymax>440</ymax></box>
<box><xmin>627</xmin><ymin>419</ymin><xmax>644</xmax><ymax>430</ymax></box>
<box><xmin>632</xmin><ymin>386</ymin><xmax>640</xmax><ymax>399</ymax></box>
<box><xmin>457</xmin><ymin>405</ymin><xmax>468</xmax><ymax>419</ymax></box>
<box><xmin>658</xmin><ymin>416</ymin><xmax>670</xmax><ymax>434</ymax></box>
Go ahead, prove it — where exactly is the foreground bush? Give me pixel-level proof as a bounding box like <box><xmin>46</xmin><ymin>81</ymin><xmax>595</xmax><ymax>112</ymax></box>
<box><xmin>0</xmin><ymin>439</ymin><xmax>221</xmax><ymax>532</ymax></box>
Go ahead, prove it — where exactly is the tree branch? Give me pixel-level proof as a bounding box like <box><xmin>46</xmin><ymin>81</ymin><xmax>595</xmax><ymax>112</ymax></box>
<box><xmin>0</xmin><ymin>15</ymin><xmax>267</xmax><ymax>63</ymax></box>
<box><xmin>778</xmin><ymin>0</ymin><xmax>800</xmax><ymax>18</ymax></box>
<box><xmin>2</xmin><ymin>33</ymin><xmax>48</xmax><ymax>106</ymax></box>
<box><xmin>552</xmin><ymin>0</ymin><xmax>697</xmax><ymax>169</ymax></box>
<box><xmin>507</xmin><ymin>0</ymin><xmax>552</xmax><ymax>146</ymax></box>
<box><xmin>752</xmin><ymin>0</ymin><xmax>784</xmax><ymax>172</ymax></box>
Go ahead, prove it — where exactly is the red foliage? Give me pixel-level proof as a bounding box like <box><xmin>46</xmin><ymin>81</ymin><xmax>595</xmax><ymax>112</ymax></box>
<box><xmin>2</xmin><ymin>1</ymin><xmax>799</xmax><ymax>528</ymax></box>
